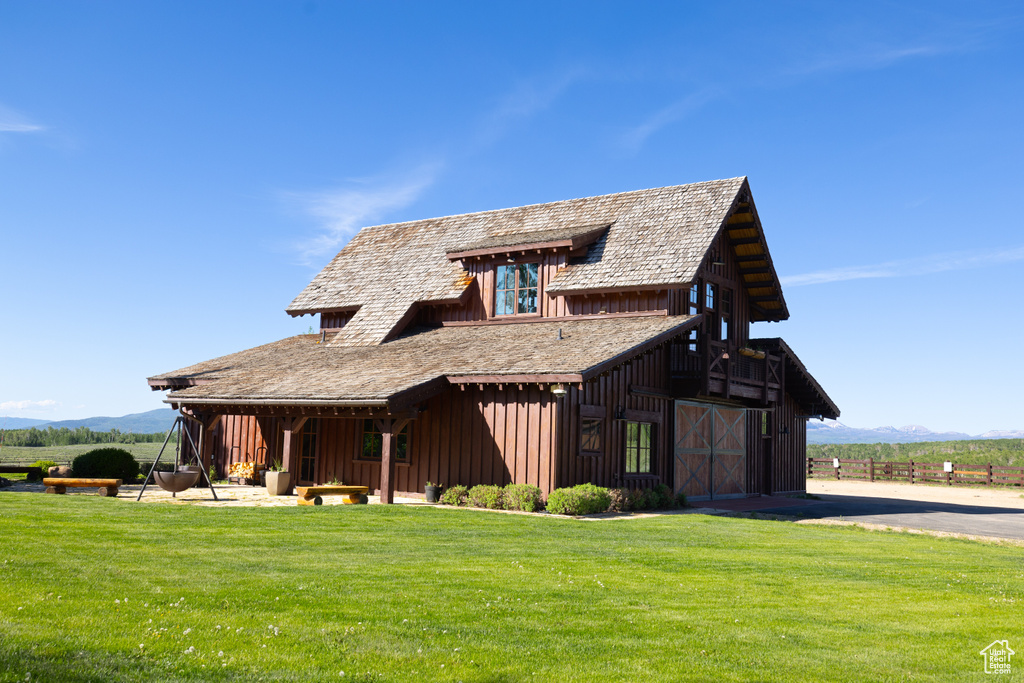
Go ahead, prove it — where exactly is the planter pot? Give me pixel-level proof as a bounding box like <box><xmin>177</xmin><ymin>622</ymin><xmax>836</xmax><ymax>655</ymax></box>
<box><xmin>425</xmin><ymin>485</ymin><xmax>442</xmax><ymax>503</ymax></box>
<box><xmin>265</xmin><ymin>471</ymin><xmax>291</xmax><ymax>496</ymax></box>
<box><xmin>153</xmin><ymin>469</ymin><xmax>200</xmax><ymax>493</ymax></box>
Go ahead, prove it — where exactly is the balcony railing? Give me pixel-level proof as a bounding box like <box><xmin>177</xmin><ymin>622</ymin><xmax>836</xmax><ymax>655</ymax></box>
<box><xmin>671</xmin><ymin>340</ymin><xmax>783</xmax><ymax>403</ymax></box>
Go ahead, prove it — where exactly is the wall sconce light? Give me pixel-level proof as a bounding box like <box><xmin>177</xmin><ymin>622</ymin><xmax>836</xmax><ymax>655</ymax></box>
<box><xmin>551</xmin><ymin>384</ymin><xmax>568</xmax><ymax>397</ymax></box>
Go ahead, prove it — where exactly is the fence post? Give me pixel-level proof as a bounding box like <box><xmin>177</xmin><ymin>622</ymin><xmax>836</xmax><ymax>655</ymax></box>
<box><xmin>987</xmin><ymin>463</ymin><xmax>993</xmax><ymax>487</ymax></box>
<box><xmin>869</xmin><ymin>457</ymin><xmax>874</xmax><ymax>482</ymax></box>
<box><xmin>909</xmin><ymin>459</ymin><xmax>914</xmax><ymax>484</ymax></box>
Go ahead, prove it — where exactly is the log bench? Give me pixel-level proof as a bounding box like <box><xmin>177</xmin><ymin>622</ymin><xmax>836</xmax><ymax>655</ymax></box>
<box><xmin>296</xmin><ymin>485</ymin><xmax>369</xmax><ymax>506</ymax></box>
<box><xmin>43</xmin><ymin>478</ymin><xmax>122</xmax><ymax>497</ymax></box>
<box><xmin>0</xmin><ymin>466</ymin><xmax>44</xmax><ymax>481</ymax></box>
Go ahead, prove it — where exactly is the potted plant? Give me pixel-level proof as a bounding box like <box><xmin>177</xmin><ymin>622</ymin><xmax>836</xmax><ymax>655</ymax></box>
<box><xmin>424</xmin><ymin>481</ymin><xmax>442</xmax><ymax>503</ymax></box>
<box><xmin>265</xmin><ymin>458</ymin><xmax>291</xmax><ymax>496</ymax></box>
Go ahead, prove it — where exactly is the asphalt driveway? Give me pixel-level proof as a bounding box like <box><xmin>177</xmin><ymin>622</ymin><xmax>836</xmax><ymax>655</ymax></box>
<box><xmin>768</xmin><ymin>494</ymin><xmax>1024</xmax><ymax>540</ymax></box>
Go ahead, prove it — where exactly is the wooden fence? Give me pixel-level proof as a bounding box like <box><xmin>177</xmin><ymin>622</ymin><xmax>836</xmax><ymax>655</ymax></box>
<box><xmin>807</xmin><ymin>457</ymin><xmax>1024</xmax><ymax>487</ymax></box>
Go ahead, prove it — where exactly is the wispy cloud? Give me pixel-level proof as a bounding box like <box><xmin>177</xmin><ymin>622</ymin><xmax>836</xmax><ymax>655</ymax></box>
<box><xmin>474</xmin><ymin>68</ymin><xmax>587</xmax><ymax>148</ymax></box>
<box><xmin>0</xmin><ymin>104</ymin><xmax>45</xmax><ymax>133</ymax></box>
<box><xmin>782</xmin><ymin>245</ymin><xmax>1024</xmax><ymax>287</ymax></box>
<box><xmin>620</xmin><ymin>87</ymin><xmax>723</xmax><ymax>153</ymax></box>
<box><xmin>0</xmin><ymin>399</ymin><xmax>58</xmax><ymax>413</ymax></box>
<box><xmin>286</xmin><ymin>162</ymin><xmax>443</xmax><ymax>266</ymax></box>
<box><xmin>783</xmin><ymin>43</ymin><xmax>946</xmax><ymax>78</ymax></box>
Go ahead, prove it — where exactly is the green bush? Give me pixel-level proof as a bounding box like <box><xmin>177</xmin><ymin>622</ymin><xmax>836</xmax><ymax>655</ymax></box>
<box><xmin>468</xmin><ymin>485</ymin><xmax>504</xmax><ymax>509</ymax></box>
<box><xmin>675</xmin><ymin>491</ymin><xmax>688</xmax><ymax>508</ymax></box>
<box><xmin>439</xmin><ymin>485</ymin><xmax>468</xmax><ymax>506</ymax></box>
<box><xmin>606</xmin><ymin>484</ymin><xmax>678</xmax><ymax>512</ymax></box>
<box><xmin>503</xmin><ymin>483</ymin><xmax>543</xmax><ymax>512</ymax></box>
<box><xmin>29</xmin><ymin>460</ymin><xmax>57</xmax><ymax>481</ymax></box>
<box><xmin>545</xmin><ymin>483</ymin><xmax>611</xmax><ymax>516</ymax></box>
<box><xmin>71</xmin><ymin>448</ymin><xmax>140</xmax><ymax>481</ymax></box>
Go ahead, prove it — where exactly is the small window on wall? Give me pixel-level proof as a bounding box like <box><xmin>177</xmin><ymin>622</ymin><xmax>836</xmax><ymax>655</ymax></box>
<box><xmin>688</xmin><ymin>283</ymin><xmax>699</xmax><ymax>315</ymax></box>
<box><xmin>625</xmin><ymin>421</ymin><xmax>653</xmax><ymax>475</ymax></box>
<box><xmin>580</xmin><ymin>418</ymin><xmax>603</xmax><ymax>455</ymax></box>
<box><xmin>495</xmin><ymin>263</ymin><xmax>539</xmax><ymax>315</ymax></box>
<box><xmin>360</xmin><ymin>420</ymin><xmax>409</xmax><ymax>461</ymax></box>
<box><xmin>687</xmin><ymin>328</ymin><xmax>698</xmax><ymax>352</ymax></box>
<box><xmin>705</xmin><ymin>282</ymin><xmax>716</xmax><ymax>311</ymax></box>
<box><xmin>721</xmin><ymin>316</ymin><xmax>730</xmax><ymax>343</ymax></box>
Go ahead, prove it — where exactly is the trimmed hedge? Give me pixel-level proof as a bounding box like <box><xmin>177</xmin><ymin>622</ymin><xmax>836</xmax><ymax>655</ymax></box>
<box><xmin>607</xmin><ymin>483</ymin><xmax>681</xmax><ymax>513</ymax></box>
<box><xmin>439</xmin><ymin>485</ymin><xmax>468</xmax><ymax>506</ymax></box>
<box><xmin>71</xmin><ymin>448</ymin><xmax>140</xmax><ymax>481</ymax></box>
<box><xmin>503</xmin><ymin>483</ymin><xmax>543</xmax><ymax>512</ymax></box>
<box><xmin>468</xmin><ymin>485</ymin><xmax>505</xmax><ymax>509</ymax></box>
<box><xmin>545</xmin><ymin>483</ymin><xmax>611</xmax><ymax>516</ymax></box>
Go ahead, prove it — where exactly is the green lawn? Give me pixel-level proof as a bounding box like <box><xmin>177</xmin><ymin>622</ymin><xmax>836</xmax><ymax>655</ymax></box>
<box><xmin>0</xmin><ymin>495</ymin><xmax>1020</xmax><ymax>682</ymax></box>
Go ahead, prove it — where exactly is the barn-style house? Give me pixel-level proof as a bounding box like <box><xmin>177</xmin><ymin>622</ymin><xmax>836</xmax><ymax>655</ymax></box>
<box><xmin>149</xmin><ymin>177</ymin><xmax>838</xmax><ymax>503</ymax></box>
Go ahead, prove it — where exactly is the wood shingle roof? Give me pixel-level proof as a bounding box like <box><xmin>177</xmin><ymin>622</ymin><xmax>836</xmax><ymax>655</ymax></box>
<box><xmin>151</xmin><ymin>315</ymin><xmax>700</xmax><ymax>409</ymax></box>
<box><xmin>287</xmin><ymin>177</ymin><xmax>750</xmax><ymax>346</ymax></box>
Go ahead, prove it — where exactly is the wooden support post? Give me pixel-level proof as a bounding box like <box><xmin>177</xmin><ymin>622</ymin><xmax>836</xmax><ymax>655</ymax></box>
<box><xmin>280</xmin><ymin>416</ymin><xmax>308</xmax><ymax>495</ymax></box>
<box><xmin>987</xmin><ymin>463</ymin><xmax>993</xmax><ymax>486</ymax></box>
<box><xmin>869</xmin><ymin>457</ymin><xmax>874</xmax><ymax>482</ymax></box>
<box><xmin>375</xmin><ymin>417</ymin><xmax>410</xmax><ymax>505</ymax></box>
<box><xmin>909</xmin><ymin>459</ymin><xmax>914</xmax><ymax>484</ymax></box>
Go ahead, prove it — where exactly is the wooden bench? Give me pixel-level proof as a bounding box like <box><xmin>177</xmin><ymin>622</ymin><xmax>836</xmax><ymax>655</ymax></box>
<box><xmin>296</xmin><ymin>485</ymin><xmax>369</xmax><ymax>506</ymax></box>
<box><xmin>43</xmin><ymin>478</ymin><xmax>122</xmax><ymax>497</ymax></box>
<box><xmin>0</xmin><ymin>466</ymin><xmax>44</xmax><ymax>481</ymax></box>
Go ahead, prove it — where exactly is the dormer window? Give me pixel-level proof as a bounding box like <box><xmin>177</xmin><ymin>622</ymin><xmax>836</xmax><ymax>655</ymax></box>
<box><xmin>495</xmin><ymin>263</ymin><xmax>539</xmax><ymax>315</ymax></box>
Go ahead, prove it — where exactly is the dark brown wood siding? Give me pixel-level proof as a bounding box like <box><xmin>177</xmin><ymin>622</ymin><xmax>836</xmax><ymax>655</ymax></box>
<box><xmin>556</xmin><ymin>346</ymin><xmax>673</xmax><ymax>491</ymax></box>
<box><xmin>773</xmin><ymin>393</ymin><xmax>807</xmax><ymax>494</ymax></box>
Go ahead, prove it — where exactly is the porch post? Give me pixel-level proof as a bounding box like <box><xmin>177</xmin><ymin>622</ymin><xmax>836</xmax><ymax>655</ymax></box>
<box><xmin>200</xmin><ymin>414</ymin><xmax>222</xmax><ymax>477</ymax></box>
<box><xmin>375</xmin><ymin>417</ymin><xmax>410</xmax><ymax>505</ymax></box>
<box><xmin>281</xmin><ymin>416</ymin><xmax>308</xmax><ymax>494</ymax></box>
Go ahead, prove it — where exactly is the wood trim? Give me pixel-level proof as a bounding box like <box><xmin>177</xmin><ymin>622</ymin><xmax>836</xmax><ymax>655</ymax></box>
<box><xmin>440</xmin><ymin>309</ymin><xmax>669</xmax><ymax>327</ymax></box>
<box><xmin>445</xmin><ymin>226</ymin><xmax>608</xmax><ymax>260</ymax></box>
<box><xmin>623</xmin><ymin>408</ymin><xmax>662</xmax><ymax>423</ymax></box>
<box><xmin>148</xmin><ymin>377</ymin><xmax>215</xmax><ymax>390</ymax></box>
<box><xmin>446</xmin><ymin>373</ymin><xmax>584</xmax><ymax>385</ymax></box>
<box><xmin>579</xmin><ymin>404</ymin><xmax>605</xmax><ymax>418</ymax></box>
<box><xmin>629</xmin><ymin>385</ymin><xmax>672</xmax><ymax>400</ymax></box>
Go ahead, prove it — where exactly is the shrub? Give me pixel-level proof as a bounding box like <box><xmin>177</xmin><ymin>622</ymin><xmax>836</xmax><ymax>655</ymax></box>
<box><xmin>439</xmin><ymin>485</ymin><xmax>468</xmax><ymax>506</ymax></box>
<box><xmin>30</xmin><ymin>460</ymin><xmax>57</xmax><ymax>481</ymax></box>
<box><xmin>545</xmin><ymin>483</ymin><xmax>611</xmax><ymax>516</ymax></box>
<box><xmin>468</xmin><ymin>485</ymin><xmax>504</xmax><ymax>509</ymax></box>
<box><xmin>651</xmin><ymin>483</ymin><xmax>675</xmax><ymax>509</ymax></box>
<box><xmin>675</xmin><ymin>491</ymin><xmax>688</xmax><ymax>508</ymax></box>
<box><xmin>503</xmin><ymin>483</ymin><xmax>543</xmax><ymax>512</ymax></box>
<box><xmin>71</xmin><ymin>448</ymin><xmax>140</xmax><ymax>481</ymax></box>
<box><xmin>607</xmin><ymin>484</ymin><xmax>678</xmax><ymax>512</ymax></box>
<box><xmin>607</xmin><ymin>488</ymin><xmax>627</xmax><ymax>512</ymax></box>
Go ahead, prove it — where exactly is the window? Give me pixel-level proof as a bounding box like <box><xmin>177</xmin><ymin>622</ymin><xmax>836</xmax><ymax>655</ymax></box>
<box><xmin>688</xmin><ymin>283</ymin><xmax>699</xmax><ymax>315</ymax></box>
<box><xmin>580</xmin><ymin>418</ymin><xmax>602</xmax><ymax>455</ymax></box>
<box><xmin>495</xmin><ymin>263</ymin><xmax>539</xmax><ymax>315</ymax></box>
<box><xmin>705</xmin><ymin>282</ymin><xmax>716</xmax><ymax>311</ymax></box>
<box><xmin>360</xmin><ymin>419</ymin><xmax>409</xmax><ymax>461</ymax></box>
<box><xmin>720</xmin><ymin>289</ymin><xmax>732</xmax><ymax>343</ymax></box>
<box><xmin>625</xmin><ymin>421</ymin><xmax>653</xmax><ymax>475</ymax></box>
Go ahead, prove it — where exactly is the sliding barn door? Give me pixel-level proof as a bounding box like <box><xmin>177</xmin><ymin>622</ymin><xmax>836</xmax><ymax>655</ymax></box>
<box><xmin>674</xmin><ymin>401</ymin><xmax>747</xmax><ymax>501</ymax></box>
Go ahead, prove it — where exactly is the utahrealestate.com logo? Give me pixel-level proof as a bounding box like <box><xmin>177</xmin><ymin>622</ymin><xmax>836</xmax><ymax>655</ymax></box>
<box><xmin>980</xmin><ymin>640</ymin><xmax>1014</xmax><ymax>675</ymax></box>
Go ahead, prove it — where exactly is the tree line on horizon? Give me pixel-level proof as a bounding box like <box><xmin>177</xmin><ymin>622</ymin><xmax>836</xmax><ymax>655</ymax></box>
<box><xmin>808</xmin><ymin>438</ymin><xmax>1024</xmax><ymax>467</ymax></box>
<box><xmin>0</xmin><ymin>425</ymin><xmax>174</xmax><ymax>448</ymax></box>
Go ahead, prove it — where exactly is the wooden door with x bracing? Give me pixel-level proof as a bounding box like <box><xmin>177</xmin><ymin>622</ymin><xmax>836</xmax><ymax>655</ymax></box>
<box><xmin>674</xmin><ymin>401</ymin><xmax>746</xmax><ymax>501</ymax></box>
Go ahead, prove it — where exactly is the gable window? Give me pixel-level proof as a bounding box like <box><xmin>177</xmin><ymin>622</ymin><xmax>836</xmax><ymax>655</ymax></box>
<box><xmin>360</xmin><ymin>419</ymin><xmax>409</xmax><ymax>462</ymax></box>
<box><xmin>625</xmin><ymin>421</ymin><xmax>654</xmax><ymax>475</ymax></box>
<box><xmin>495</xmin><ymin>263</ymin><xmax>539</xmax><ymax>315</ymax></box>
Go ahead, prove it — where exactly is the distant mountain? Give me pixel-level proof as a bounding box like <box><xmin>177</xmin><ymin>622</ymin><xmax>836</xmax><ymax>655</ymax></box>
<box><xmin>0</xmin><ymin>417</ymin><xmax>51</xmax><ymax>429</ymax></box>
<box><xmin>807</xmin><ymin>420</ymin><xmax>1024</xmax><ymax>444</ymax></box>
<box><xmin>0</xmin><ymin>408</ymin><xmax>179</xmax><ymax>434</ymax></box>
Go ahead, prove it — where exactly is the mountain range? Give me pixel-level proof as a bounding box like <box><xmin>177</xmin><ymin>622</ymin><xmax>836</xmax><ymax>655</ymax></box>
<box><xmin>2</xmin><ymin>410</ymin><xmax>1021</xmax><ymax>445</ymax></box>
<box><xmin>0</xmin><ymin>408</ymin><xmax>179</xmax><ymax>433</ymax></box>
<box><xmin>806</xmin><ymin>420</ymin><xmax>1024</xmax><ymax>444</ymax></box>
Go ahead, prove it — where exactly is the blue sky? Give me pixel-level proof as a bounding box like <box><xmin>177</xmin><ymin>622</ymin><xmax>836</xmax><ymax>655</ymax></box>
<box><xmin>1</xmin><ymin>1</ymin><xmax>1022</xmax><ymax>434</ymax></box>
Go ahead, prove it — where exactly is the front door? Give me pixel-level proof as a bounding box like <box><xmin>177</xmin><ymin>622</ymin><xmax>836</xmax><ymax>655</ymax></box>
<box><xmin>674</xmin><ymin>401</ymin><xmax>746</xmax><ymax>501</ymax></box>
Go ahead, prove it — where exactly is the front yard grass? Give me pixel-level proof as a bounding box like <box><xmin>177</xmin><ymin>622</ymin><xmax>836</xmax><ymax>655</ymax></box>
<box><xmin>0</xmin><ymin>494</ymin><xmax>1020</xmax><ymax>682</ymax></box>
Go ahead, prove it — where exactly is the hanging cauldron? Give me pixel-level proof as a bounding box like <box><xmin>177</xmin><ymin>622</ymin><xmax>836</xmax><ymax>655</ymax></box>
<box><xmin>153</xmin><ymin>466</ymin><xmax>201</xmax><ymax>493</ymax></box>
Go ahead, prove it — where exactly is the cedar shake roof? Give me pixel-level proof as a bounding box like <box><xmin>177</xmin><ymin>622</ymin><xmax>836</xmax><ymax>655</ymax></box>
<box><xmin>150</xmin><ymin>315</ymin><xmax>700</xmax><ymax>409</ymax></box>
<box><xmin>752</xmin><ymin>338</ymin><xmax>840</xmax><ymax>420</ymax></box>
<box><xmin>287</xmin><ymin>177</ymin><xmax>760</xmax><ymax>346</ymax></box>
